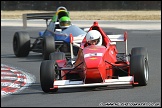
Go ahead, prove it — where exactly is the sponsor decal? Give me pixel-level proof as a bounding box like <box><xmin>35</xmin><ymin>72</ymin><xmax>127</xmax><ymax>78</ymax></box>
<box><xmin>89</xmin><ymin>57</ymin><xmax>97</xmax><ymax>60</ymax></box>
<box><xmin>84</xmin><ymin>53</ymin><xmax>102</xmax><ymax>58</ymax></box>
<box><xmin>89</xmin><ymin>48</ymin><xmax>99</xmax><ymax>50</ymax></box>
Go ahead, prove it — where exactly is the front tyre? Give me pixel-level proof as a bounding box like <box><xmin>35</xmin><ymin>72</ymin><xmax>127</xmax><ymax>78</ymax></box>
<box><xmin>130</xmin><ymin>55</ymin><xmax>149</xmax><ymax>86</ymax></box>
<box><xmin>131</xmin><ymin>47</ymin><xmax>148</xmax><ymax>60</ymax></box>
<box><xmin>40</xmin><ymin>60</ymin><xmax>58</xmax><ymax>93</ymax></box>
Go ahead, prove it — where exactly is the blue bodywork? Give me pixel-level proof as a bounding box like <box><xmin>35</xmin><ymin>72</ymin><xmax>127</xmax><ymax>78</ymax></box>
<box><xmin>39</xmin><ymin>22</ymin><xmax>86</xmax><ymax>44</ymax></box>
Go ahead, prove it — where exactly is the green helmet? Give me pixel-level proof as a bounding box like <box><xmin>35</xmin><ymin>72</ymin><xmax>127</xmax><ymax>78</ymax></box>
<box><xmin>59</xmin><ymin>16</ymin><xmax>71</xmax><ymax>29</ymax></box>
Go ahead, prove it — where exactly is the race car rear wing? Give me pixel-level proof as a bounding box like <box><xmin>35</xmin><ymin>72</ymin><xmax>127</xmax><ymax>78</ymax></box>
<box><xmin>107</xmin><ymin>31</ymin><xmax>128</xmax><ymax>61</ymax></box>
<box><xmin>22</xmin><ymin>12</ymin><xmax>54</xmax><ymax>29</ymax></box>
<box><xmin>108</xmin><ymin>33</ymin><xmax>127</xmax><ymax>42</ymax></box>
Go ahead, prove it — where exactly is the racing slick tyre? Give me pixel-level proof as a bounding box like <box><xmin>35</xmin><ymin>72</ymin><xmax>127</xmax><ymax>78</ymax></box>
<box><xmin>49</xmin><ymin>52</ymin><xmax>66</xmax><ymax>60</ymax></box>
<box><xmin>59</xmin><ymin>42</ymin><xmax>79</xmax><ymax>57</ymax></box>
<box><xmin>131</xmin><ymin>47</ymin><xmax>148</xmax><ymax>61</ymax></box>
<box><xmin>13</xmin><ymin>31</ymin><xmax>30</xmax><ymax>57</ymax></box>
<box><xmin>49</xmin><ymin>52</ymin><xmax>66</xmax><ymax>80</ymax></box>
<box><xmin>42</xmin><ymin>36</ymin><xmax>55</xmax><ymax>60</ymax></box>
<box><xmin>40</xmin><ymin>60</ymin><xmax>58</xmax><ymax>93</ymax></box>
<box><xmin>60</xmin><ymin>42</ymin><xmax>70</xmax><ymax>53</ymax></box>
<box><xmin>130</xmin><ymin>55</ymin><xmax>149</xmax><ymax>86</ymax></box>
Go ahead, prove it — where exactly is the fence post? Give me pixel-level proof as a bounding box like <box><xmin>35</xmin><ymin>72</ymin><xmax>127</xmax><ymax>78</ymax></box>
<box><xmin>22</xmin><ymin>14</ymin><xmax>27</xmax><ymax>29</ymax></box>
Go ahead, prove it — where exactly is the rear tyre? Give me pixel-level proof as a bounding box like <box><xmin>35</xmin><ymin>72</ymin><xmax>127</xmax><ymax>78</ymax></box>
<box><xmin>49</xmin><ymin>52</ymin><xmax>66</xmax><ymax>60</ymax></box>
<box><xmin>49</xmin><ymin>52</ymin><xmax>66</xmax><ymax>80</ymax></box>
<box><xmin>13</xmin><ymin>31</ymin><xmax>30</xmax><ymax>57</ymax></box>
<box><xmin>43</xmin><ymin>36</ymin><xmax>55</xmax><ymax>60</ymax></box>
<box><xmin>40</xmin><ymin>60</ymin><xmax>58</xmax><ymax>93</ymax></box>
<box><xmin>130</xmin><ymin>55</ymin><xmax>149</xmax><ymax>86</ymax></box>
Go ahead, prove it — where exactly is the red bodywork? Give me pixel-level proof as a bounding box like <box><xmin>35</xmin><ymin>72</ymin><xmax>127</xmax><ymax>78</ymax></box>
<box><xmin>56</xmin><ymin>21</ymin><xmax>130</xmax><ymax>84</ymax></box>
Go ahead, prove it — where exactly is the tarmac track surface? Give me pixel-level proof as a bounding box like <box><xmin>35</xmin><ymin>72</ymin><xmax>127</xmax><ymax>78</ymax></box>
<box><xmin>1</xmin><ymin>20</ymin><xmax>161</xmax><ymax>107</ymax></box>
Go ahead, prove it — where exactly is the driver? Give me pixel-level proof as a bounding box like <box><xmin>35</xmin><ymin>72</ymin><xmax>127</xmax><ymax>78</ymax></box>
<box><xmin>59</xmin><ymin>16</ymin><xmax>71</xmax><ymax>30</ymax></box>
<box><xmin>86</xmin><ymin>30</ymin><xmax>102</xmax><ymax>46</ymax></box>
<box><xmin>71</xmin><ymin>30</ymin><xmax>103</xmax><ymax>67</ymax></box>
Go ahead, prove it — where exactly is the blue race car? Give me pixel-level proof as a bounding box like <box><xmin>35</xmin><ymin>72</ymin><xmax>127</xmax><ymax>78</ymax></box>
<box><xmin>13</xmin><ymin>21</ymin><xmax>86</xmax><ymax>60</ymax></box>
<box><xmin>13</xmin><ymin>7</ymin><xmax>86</xmax><ymax>60</ymax></box>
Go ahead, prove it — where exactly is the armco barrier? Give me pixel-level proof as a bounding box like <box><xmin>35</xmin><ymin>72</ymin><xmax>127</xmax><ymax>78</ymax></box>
<box><xmin>22</xmin><ymin>12</ymin><xmax>54</xmax><ymax>29</ymax></box>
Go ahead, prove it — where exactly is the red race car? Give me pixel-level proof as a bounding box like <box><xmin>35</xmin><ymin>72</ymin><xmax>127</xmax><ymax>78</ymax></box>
<box><xmin>40</xmin><ymin>21</ymin><xmax>149</xmax><ymax>93</ymax></box>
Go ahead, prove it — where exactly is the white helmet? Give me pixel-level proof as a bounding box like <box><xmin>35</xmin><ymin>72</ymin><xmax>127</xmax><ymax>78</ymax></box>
<box><xmin>86</xmin><ymin>30</ymin><xmax>102</xmax><ymax>46</ymax></box>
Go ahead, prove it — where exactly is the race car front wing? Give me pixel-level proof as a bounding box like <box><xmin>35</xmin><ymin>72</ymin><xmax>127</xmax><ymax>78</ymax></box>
<box><xmin>51</xmin><ymin>76</ymin><xmax>135</xmax><ymax>89</ymax></box>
